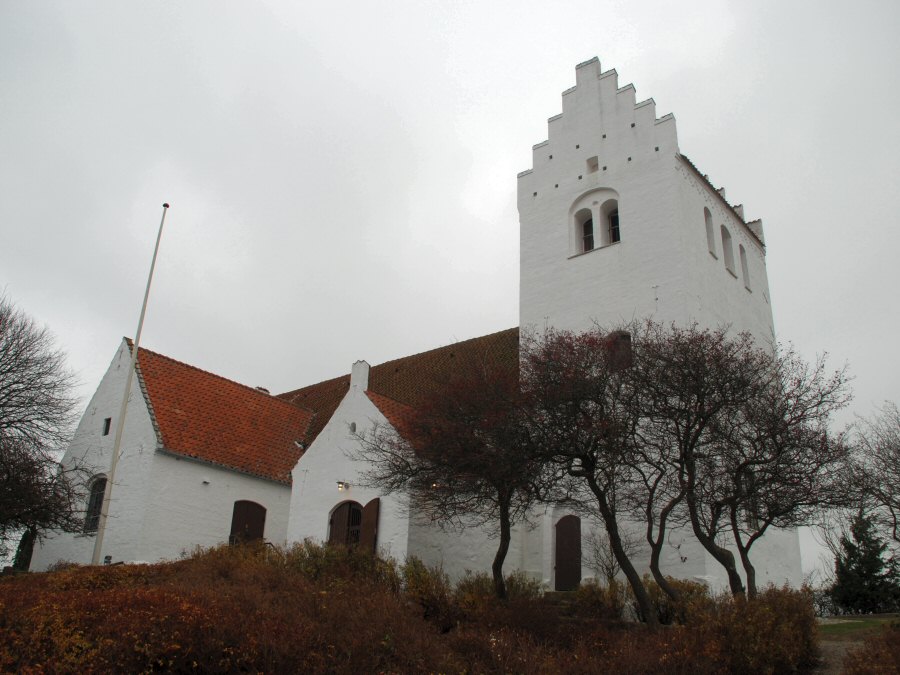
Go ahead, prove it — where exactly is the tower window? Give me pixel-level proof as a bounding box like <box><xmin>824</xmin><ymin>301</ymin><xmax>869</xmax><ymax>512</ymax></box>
<box><xmin>739</xmin><ymin>244</ymin><xmax>751</xmax><ymax>289</ymax></box>
<box><xmin>704</xmin><ymin>208</ymin><xmax>716</xmax><ymax>257</ymax></box>
<box><xmin>582</xmin><ymin>219</ymin><xmax>595</xmax><ymax>252</ymax></box>
<box><xmin>721</xmin><ymin>225</ymin><xmax>736</xmax><ymax>275</ymax></box>
<box><xmin>569</xmin><ymin>190</ymin><xmax>619</xmax><ymax>256</ymax></box>
<box><xmin>587</xmin><ymin>156</ymin><xmax>599</xmax><ymax>173</ymax></box>
<box><xmin>608</xmin><ymin>210</ymin><xmax>620</xmax><ymax>244</ymax></box>
<box><xmin>102</xmin><ymin>417</ymin><xmax>111</xmax><ymax>436</ymax></box>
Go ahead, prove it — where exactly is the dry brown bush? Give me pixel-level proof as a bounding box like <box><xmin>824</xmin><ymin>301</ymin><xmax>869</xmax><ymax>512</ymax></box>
<box><xmin>0</xmin><ymin>544</ymin><xmax>821</xmax><ymax>674</ymax></box>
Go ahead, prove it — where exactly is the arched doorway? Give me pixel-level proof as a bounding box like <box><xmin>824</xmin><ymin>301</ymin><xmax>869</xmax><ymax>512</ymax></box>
<box><xmin>555</xmin><ymin>514</ymin><xmax>582</xmax><ymax>591</ymax></box>
<box><xmin>229</xmin><ymin>500</ymin><xmax>266</xmax><ymax>544</ymax></box>
<box><xmin>328</xmin><ymin>498</ymin><xmax>380</xmax><ymax>552</ymax></box>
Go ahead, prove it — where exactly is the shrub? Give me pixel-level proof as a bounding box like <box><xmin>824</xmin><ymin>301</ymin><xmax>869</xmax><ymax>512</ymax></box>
<box><xmin>505</xmin><ymin>569</ymin><xmax>543</xmax><ymax>599</ymax></box>
<box><xmin>574</xmin><ymin>579</ymin><xmax>627</xmax><ymax>620</ymax></box>
<box><xmin>715</xmin><ymin>586</ymin><xmax>818</xmax><ymax>675</ymax></box>
<box><xmin>455</xmin><ymin>570</ymin><xmax>543</xmax><ymax>611</ymax></box>
<box><xmin>627</xmin><ymin>575</ymin><xmax>713</xmax><ymax>625</ymax></box>
<box><xmin>279</xmin><ymin>539</ymin><xmax>401</xmax><ymax>591</ymax></box>
<box><xmin>842</xmin><ymin>622</ymin><xmax>900</xmax><ymax>675</ymax></box>
<box><xmin>401</xmin><ymin>556</ymin><xmax>460</xmax><ymax>631</ymax></box>
<box><xmin>0</xmin><ymin>546</ymin><xmax>823</xmax><ymax>674</ymax></box>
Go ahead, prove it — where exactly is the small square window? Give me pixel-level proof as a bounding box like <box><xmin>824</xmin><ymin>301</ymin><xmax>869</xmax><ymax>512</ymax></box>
<box><xmin>587</xmin><ymin>156</ymin><xmax>599</xmax><ymax>173</ymax></box>
<box><xmin>102</xmin><ymin>417</ymin><xmax>111</xmax><ymax>436</ymax></box>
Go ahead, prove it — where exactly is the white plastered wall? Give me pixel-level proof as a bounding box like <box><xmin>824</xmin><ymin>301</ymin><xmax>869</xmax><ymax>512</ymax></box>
<box><xmin>31</xmin><ymin>340</ymin><xmax>160</xmax><ymax>569</ymax></box>
<box><xmin>518</xmin><ymin>58</ymin><xmax>683</xmax><ymax>335</ymax></box>
<box><xmin>406</xmin><ymin>508</ymin><xmax>545</xmax><ymax>584</ymax></box>
<box><xmin>136</xmin><ymin>452</ymin><xmax>291</xmax><ymax>561</ymax></box>
<box><xmin>287</xmin><ymin>361</ymin><xmax>410</xmax><ymax>562</ymax></box>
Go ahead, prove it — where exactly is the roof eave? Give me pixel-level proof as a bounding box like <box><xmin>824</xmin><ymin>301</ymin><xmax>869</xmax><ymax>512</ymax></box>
<box><xmin>155</xmin><ymin>446</ymin><xmax>293</xmax><ymax>486</ymax></box>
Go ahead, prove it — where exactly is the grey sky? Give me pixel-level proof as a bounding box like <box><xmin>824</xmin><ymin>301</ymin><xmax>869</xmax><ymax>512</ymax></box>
<box><xmin>2</xmin><ymin>1</ymin><xmax>898</xmax><ymax>571</ymax></box>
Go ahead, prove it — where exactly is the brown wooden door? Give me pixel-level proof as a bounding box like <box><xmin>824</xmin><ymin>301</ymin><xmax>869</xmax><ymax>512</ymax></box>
<box><xmin>360</xmin><ymin>498</ymin><xmax>380</xmax><ymax>553</ymax></box>
<box><xmin>555</xmin><ymin>515</ymin><xmax>582</xmax><ymax>591</ymax></box>
<box><xmin>229</xmin><ymin>500</ymin><xmax>266</xmax><ymax>544</ymax></box>
<box><xmin>329</xmin><ymin>502</ymin><xmax>351</xmax><ymax>544</ymax></box>
<box><xmin>329</xmin><ymin>501</ymin><xmax>365</xmax><ymax>545</ymax></box>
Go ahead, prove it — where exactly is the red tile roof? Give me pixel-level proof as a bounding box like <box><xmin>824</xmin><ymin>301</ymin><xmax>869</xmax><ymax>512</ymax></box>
<box><xmin>364</xmin><ymin>391</ymin><xmax>416</xmax><ymax>437</ymax></box>
<box><xmin>131</xmin><ymin>341</ymin><xmax>314</xmax><ymax>484</ymax></box>
<box><xmin>279</xmin><ymin>327</ymin><xmax>519</xmax><ymax>440</ymax></box>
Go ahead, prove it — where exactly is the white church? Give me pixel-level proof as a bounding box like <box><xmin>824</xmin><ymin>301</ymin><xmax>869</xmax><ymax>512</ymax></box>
<box><xmin>31</xmin><ymin>58</ymin><xmax>803</xmax><ymax>591</ymax></box>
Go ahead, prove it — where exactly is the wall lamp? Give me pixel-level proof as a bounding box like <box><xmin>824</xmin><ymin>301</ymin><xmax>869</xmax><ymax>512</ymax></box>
<box><xmin>336</xmin><ymin>481</ymin><xmax>351</xmax><ymax>492</ymax></box>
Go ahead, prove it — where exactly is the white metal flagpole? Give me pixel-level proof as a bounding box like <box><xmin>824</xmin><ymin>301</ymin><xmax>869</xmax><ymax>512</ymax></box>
<box><xmin>91</xmin><ymin>203</ymin><xmax>170</xmax><ymax>565</ymax></box>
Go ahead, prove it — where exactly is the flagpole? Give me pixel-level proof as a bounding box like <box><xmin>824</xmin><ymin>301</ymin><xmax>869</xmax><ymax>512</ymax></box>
<box><xmin>91</xmin><ymin>203</ymin><xmax>170</xmax><ymax>565</ymax></box>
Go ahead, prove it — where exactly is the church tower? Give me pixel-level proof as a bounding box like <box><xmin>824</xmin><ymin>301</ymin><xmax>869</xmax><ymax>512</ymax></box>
<box><xmin>517</xmin><ymin>59</ymin><xmax>802</xmax><ymax>592</ymax></box>
<box><xmin>518</xmin><ymin>58</ymin><xmax>775</xmax><ymax>346</ymax></box>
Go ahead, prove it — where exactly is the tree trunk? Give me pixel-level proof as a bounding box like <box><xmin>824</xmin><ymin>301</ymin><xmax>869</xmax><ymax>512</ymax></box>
<box><xmin>589</xmin><ymin>476</ymin><xmax>659</xmax><ymax>628</ymax></box>
<box><xmin>730</xmin><ymin>512</ymin><xmax>758</xmax><ymax>599</ymax></box>
<box><xmin>12</xmin><ymin>527</ymin><xmax>37</xmax><ymax>572</ymax></box>
<box><xmin>492</xmin><ymin>500</ymin><xmax>511</xmax><ymax>600</ymax></box>
<box><xmin>647</xmin><ymin>495</ymin><xmax>683</xmax><ymax>602</ymax></box>
<box><xmin>739</xmin><ymin>547</ymin><xmax>757</xmax><ymax>599</ymax></box>
<box><xmin>649</xmin><ymin>538</ymin><xmax>680</xmax><ymax>602</ymax></box>
<box><xmin>686</xmin><ymin>494</ymin><xmax>745</xmax><ymax>596</ymax></box>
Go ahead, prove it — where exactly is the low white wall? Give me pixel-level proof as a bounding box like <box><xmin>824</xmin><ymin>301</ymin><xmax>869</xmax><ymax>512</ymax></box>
<box><xmin>137</xmin><ymin>452</ymin><xmax>291</xmax><ymax>561</ymax></box>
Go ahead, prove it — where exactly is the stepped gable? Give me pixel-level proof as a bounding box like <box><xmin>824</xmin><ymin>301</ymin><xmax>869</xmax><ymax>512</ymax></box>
<box><xmin>278</xmin><ymin>327</ymin><xmax>520</xmax><ymax>445</ymax></box>
<box><xmin>517</xmin><ymin>56</ymin><xmax>678</xmax><ymax>182</ymax></box>
<box><xmin>131</xmin><ymin>340</ymin><xmax>314</xmax><ymax>484</ymax></box>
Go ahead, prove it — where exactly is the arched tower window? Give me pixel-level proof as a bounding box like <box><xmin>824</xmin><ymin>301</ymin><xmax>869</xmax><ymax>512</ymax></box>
<box><xmin>84</xmin><ymin>475</ymin><xmax>107</xmax><ymax>533</ymax></box>
<box><xmin>739</xmin><ymin>244</ymin><xmax>751</xmax><ymax>289</ymax></box>
<box><xmin>704</xmin><ymin>208</ymin><xmax>716</xmax><ymax>256</ymax></box>
<box><xmin>599</xmin><ymin>199</ymin><xmax>620</xmax><ymax>246</ymax></box>
<box><xmin>575</xmin><ymin>208</ymin><xmax>594</xmax><ymax>252</ymax></box>
<box><xmin>720</xmin><ymin>225</ymin><xmax>735</xmax><ymax>275</ymax></box>
<box><xmin>569</xmin><ymin>188</ymin><xmax>619</xmax><ymax>256</ymax></box>
<box><xmin>608</xmin><ymin>209</ymin><xmax>620</xmax><ymax>243</ymax></box>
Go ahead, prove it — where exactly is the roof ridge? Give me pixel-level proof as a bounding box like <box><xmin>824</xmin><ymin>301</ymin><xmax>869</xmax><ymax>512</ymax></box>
<box><xmin>277</xmin><ymin>327</ymin><xmax>519</xmax><ymax>398</ymax></box>
<box><xmin>124</xmin><ymin>337</ymin><xmax>315</xmax><ymax>416</ymax></box>
<box><xmin>278</xmin><ymin>372</ymin><xmax>349</xmax><ymax>399</ymax></box>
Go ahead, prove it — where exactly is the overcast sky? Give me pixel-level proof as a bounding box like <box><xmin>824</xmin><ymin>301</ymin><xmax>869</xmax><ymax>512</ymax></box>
<box><xmin>2</xmin><ymin>1</ymin><xmax>898</xmax><ymax>571</ymax></box>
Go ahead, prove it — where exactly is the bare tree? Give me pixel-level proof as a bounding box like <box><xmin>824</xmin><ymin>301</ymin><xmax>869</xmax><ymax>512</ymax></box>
<box><xmin>521</xmin><ymin>327</ymin><xmax>660</xmax><ymax>627</ymax></box>
<box><xmin>585</xmin><ymin>520</ymin><xmax>641</xmax><ymax>584</ymax></box>
<box><xmin>356</xmin><ymin>350</ymin><xmax>549</xmax><ymax>599</ymax></box>
<box><xmin>718</xmin><ymin>349</ymin><xmax>852</xmax><ymax>597</ymax></box>
<box><xmin>855</xmin><ymin>402</ymin><xmax>900</xmax><ymax>549</ymax></box>
<box><xmin>621</xmin><ymin>323</ymin><xmax>772</xmax><ymax>598</ymax></box>
<box><xmin>0</xmin><ymin>294</ymin><xmax>82</xmax><ymax>565</ymax></box>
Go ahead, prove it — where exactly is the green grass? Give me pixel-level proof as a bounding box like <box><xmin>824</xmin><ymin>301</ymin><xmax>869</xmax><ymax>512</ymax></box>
<box><xmin>819</xmin><ymin>615</ymin><xmax>897</xmax><ymax>640</ymax></box>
